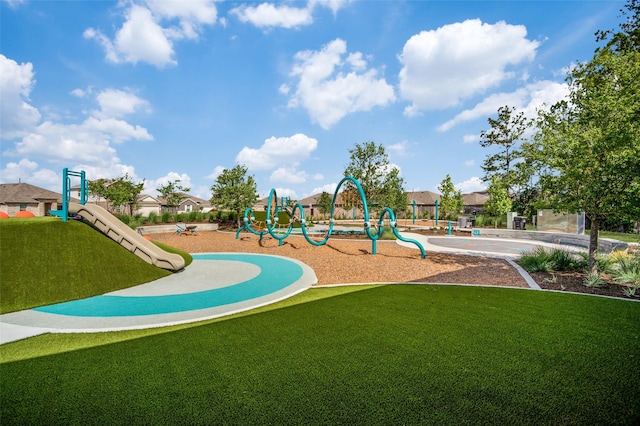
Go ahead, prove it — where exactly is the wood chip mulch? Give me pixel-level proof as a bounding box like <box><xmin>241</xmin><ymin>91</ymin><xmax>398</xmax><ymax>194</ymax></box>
<box><xmin>151</xmin><ymin>231</ymin><xmax>529</xmax><ymax>288</ymax></box>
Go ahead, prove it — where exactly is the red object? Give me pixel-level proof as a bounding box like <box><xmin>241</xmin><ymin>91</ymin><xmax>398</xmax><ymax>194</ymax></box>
<box><xmin>14</xmin><ymin>211</ymin><xmax>35</xmax><ymax>218</ymax></box>
<box><xmin>143</xmin><ymin>235</ymin><xmax>153</xmax><ymax>241</ymax></box>
<box><xmin>0</xmin><ymin>211</ymin><xmax>9</xmax><ymax>219</ymax></box>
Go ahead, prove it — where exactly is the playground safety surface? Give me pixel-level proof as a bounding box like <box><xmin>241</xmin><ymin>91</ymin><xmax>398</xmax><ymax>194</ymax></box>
<box><xmin>0</xmin><ymin>253</ymin><xmax>316</xmax><ymax>344</ymax></box>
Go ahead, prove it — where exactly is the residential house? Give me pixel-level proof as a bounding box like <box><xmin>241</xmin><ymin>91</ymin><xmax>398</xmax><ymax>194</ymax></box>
<box><xmin>159</xmin><ymin>193</ymin><xmax>214</xmax><ymax>214</ymax></box>
<box><xmin>0</xmin><ymin>182</ymin><xmax>63</xmax><ymax>217</ymax></box>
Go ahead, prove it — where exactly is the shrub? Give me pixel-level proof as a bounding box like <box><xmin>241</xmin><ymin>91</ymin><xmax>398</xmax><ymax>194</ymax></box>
<box><xmin>611</xmin><ymin>257</ymin><xmax>640</xmax><ymax>286</ymax></box>
<box><xmin>161</xmin><ymin>212</ymin><xmax>171</xmax><ymax>223</ymax></box>
<box><xmin>148</xmin><ymin>211</ymin><xmax>158</xmax><ymax>224</ymax></box>
<box><xmin>517</xmin><ymin>247</ymin><xmax>556</xmax><ymax>273</ymax></box>
<box><xmin>584</xmin><ymin>272</ymin><xmax>606</xmax><ymax>288</ymax></box>
<box><xmin>118</xmin><ymin>214</ymin><xmax>131</xmax><ymax>225</ymax></box>
<box><xmin>548</xmin><ymin>248</ymin><xmax>586</xmax><ymax>271</ymax></box>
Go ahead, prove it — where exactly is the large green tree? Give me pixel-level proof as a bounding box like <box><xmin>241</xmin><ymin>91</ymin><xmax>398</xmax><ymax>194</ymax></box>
<box><xmin>157</xmin><ymin>180</ymin><xmax>190</xmax><ymax>213</ymax></box>
<box><xmin>210</xmin><ymin>165</ymin><xmax>258</xmax><ymax>228</ymax></box>
<box><xmin>343</xmin><ymin>141</ymin><xmax>407</xmax><ymax>215</ymax></box>
<box><xmin>437</xmin><ymin>174</ymin><xmax>464</xmax><ymax>220</ymax></box>
<box><xmin>532</xmin><ymin>12</ymin><xmax>640</xmax><ymax>274</ymax></box>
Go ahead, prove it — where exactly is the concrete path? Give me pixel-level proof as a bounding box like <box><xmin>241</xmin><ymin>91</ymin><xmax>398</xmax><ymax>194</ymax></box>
<box><xmin>0</xmin><ymin>253</ymin><xmax>317</xmax><ymax>345</ymax></box>
<box><xmin>395</xmin><ymin>233</ymin><xmax>566</xmax><ymax>290</ymax></box>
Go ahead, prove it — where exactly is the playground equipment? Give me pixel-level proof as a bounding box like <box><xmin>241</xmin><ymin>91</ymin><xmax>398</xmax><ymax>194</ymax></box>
<box><xmin>237</xmin><ymin>176</ymin><xmax>426</xmax><ymax>258</ymax></box>
<box><xmin>50</xmin><ymin>168</ymin><xmax>185</xmax><ymax>271</ymax></box>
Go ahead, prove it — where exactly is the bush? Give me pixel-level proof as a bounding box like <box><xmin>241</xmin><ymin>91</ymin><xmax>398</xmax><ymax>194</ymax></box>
<box><xmin>518</xmin><ymin>246</ymin><xmax>556</xmax><ymax>273</ymax></box>
<box><xmin>161</xmin><ymin>212</ymin><xmax>172</xmax><ymax>223</ymax></box>
<box><xmin>148</xmin><ymin>211</ymin><xmax>159</xmax><ymax>224</ymax></box>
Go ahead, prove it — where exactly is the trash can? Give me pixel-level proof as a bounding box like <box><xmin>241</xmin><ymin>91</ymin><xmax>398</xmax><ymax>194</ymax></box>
<box><xmin>470</xmin><ymin>217</ymin><xmax>476</xmax><ymax>227</ymax></box>
<box><xmin>513</xmin><ymin>216</ymin><xmax>526</xmax><ymax>230</ymax></box>
<box><xmin>458</xmin><ymin>216</ymin><xmax>468</xmax><ymax>228</ymax></box>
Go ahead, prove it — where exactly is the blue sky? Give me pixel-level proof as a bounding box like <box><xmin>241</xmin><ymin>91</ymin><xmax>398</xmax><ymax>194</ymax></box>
<box><xmin>1</xmin><ymin>0</ymin><xmax>624</xmax><ymax>200</ymax></box>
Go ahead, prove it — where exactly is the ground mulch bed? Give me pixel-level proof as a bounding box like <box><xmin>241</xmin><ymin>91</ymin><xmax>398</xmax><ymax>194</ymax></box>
<box><xmin>152</xmin><ymin>230</ymin><xmax>529</xmax><ymax>288</ymax></box>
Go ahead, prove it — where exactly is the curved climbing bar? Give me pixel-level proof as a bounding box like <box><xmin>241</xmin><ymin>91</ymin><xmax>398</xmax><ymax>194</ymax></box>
<box><xmin>237</xmin><ymin>176</ymin><xmax>426</xmax><ymax>258</ymax></box>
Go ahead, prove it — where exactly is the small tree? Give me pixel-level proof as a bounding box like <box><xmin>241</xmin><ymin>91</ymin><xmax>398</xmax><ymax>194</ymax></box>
<box><xmin>157</xmin><ymin>180</ymin><xmax>190</xmax><ymax>214</ymax></box>
<box><xmin>480</xmin><ymin>105</ymin><xmax>532</xmax><ymax>195</ymax></box>
<box><xmin>88</xmin><ymin>178</ymin><xmax>108</xmax><ymax>205</ymax></box>
<box><xmin>210</xmin><ymin>165</ymin><xmax>258</xmax><ymax>228</ymax></box>
<box><xmin>484</xmin><ymin>176</ymin><xmax>513</xmax><ymax>227</ymax></box>
<box><xmin>343</xmin><ymin>141</ymin><xmax>407</xmax><ymax>215</ymax></box>
<box><xmin>316</xmin><ymin>191</ymin><xmax>333</xmax><ymax>219</ymax></box>
<box><xmin>104</xmin><ymin>174</ymin><xmax>144</xmax><ymax>215</ymax></box>
<box><xmin>437</xmin><ymin>174</ymin><xmax>464</xmax><ymax>220</ymax></box>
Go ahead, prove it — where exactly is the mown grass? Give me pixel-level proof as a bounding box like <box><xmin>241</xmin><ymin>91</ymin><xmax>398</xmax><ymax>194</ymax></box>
<box><xmin>1</xmin><ymin>285</ymin><xmax>638</xmax><ymax>425</ymax></box>
<box><xmin>0</xmin><ymin>219</ymin><xmax>190</xmax><ymax>313</ymax></box>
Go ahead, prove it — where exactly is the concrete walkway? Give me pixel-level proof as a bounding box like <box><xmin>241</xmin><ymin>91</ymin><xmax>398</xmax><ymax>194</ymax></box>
<box><xmin>395</xmin><ymin>232</ymin><xmax>565</xmax><ymax>290</ymax></box>
<box><xmin>0</xmin><ymin>253</ymin><xmax>317</xmax><ymax>345</ymax></box>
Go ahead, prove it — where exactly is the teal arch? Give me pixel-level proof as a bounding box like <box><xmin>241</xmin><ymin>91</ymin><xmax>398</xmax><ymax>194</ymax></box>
<box><xmin>237</xmin><ymin>176</ymin><xmax>426</xmax><ymax>258</ymax></box>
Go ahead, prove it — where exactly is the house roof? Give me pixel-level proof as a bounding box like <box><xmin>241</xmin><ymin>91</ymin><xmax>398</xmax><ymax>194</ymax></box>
<box><xmin>0</xmin><ymin>183</ymin><xmax>62</xmax><ymax>204</ymax></box>
<box><xmin>406</xmin><ymin>191</ymin><xmax>440</xmax><ymax>205</ymax></box>
<box><xmin>158</xmin><ymin>192</ymin><xmax>212</xmax><ymax>208</ymax></box>
<box><xmin>462</xmin><ymin>192</ymin><xmax>489</xmax><ymax>206</ymax></box>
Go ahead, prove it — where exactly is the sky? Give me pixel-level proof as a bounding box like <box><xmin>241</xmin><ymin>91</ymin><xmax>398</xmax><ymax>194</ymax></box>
<box><xmin>0</xmin><ymin>0</ymin><xmax>626</xmax><ymax>201</ymax></box>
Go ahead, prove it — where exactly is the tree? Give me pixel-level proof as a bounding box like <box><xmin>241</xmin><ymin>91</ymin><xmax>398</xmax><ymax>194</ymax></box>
<box><xmin>104</xmin><ymin>174</ymin><xmax>145</xmax><ymax>215</ymax></box>
<box><xmin>316</xmin><ymin>191</ymin><xmax>333</xmax><ymax>219</ymax></box>
<box><xmin>343</xmin><ymin>141</ymin><xmax>407</xmax><ymax>215</ymax></box>
<box><xmin>532</xmin><ymin>23</ymin><xmax>640</xmax><ymax>274</ymax></box>
<box><xmin>437</xmin><ymin>174</ymin><xmax>464</xmax><ymax>220</ymax></box>
<box><xmin>88</xmin><ymin>178</ymin><xmax>109</xmax><ymax>205</ymax></box>
<box><xmin>479</xmin><ymin>105</ymin><xmax>532</xmax><ymax>194</ymax></box>
<box><xmin>210</xmin><ymin>165</ymin><xmax>258</xmax><ymax>228</ymax></box>
<box><xmin>157</xmin><ymin>180</ymin><xmax>190</xmax><ymax>214</ymax></box>
<box><xmin>484</xmin><ymin>176</ymin><xmax>513</xmax><ymax>227</ymax></box>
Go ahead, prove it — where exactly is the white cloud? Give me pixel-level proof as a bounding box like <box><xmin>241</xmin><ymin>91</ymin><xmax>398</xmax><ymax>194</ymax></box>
<box><xmin>93</xmin><ymin>89</ymin><xmax>151</xmax><ymax>119</ymax></box>
<box><xmin>464</xmin><ymin>159</ymin><xmax>475</xmax><ymax>167</ymax></box>
<box><xmin>309</xmin><ymin>0</ymin><xmax>353</xmax><ymax>15</ymax></box>
<box><xmin>388</xmin><ymin>140</ymin><xmax>409</xmax><ymax>156</ymax></box>
<box><xmin>231</xmin><ymin>3</ymin><xmax>313</xmax><ymax>29</ymax></box>
<box><xmin>0</xmin><ymin>54</ymin><xmax>41</xmax><ymax>140</ymax></box>
<box><xmin>286</xmin><ymin>39</ymin><xmax>395</xmax><ymax>129</ymax></box>
<box><xmin>145</xmin><ymin>0</ymin><xmax>218</xmax><ymax>39</ymax></box>
<box><xmin>456</xmin><ymin>177</ymin><xmax>486</xmax><ymax>193</ymax></box>
<box><xmin>399</xmin><ymin>19</ymin><xmax>540</xmax><ymax>116</ymax></box>
<box><xmin>270</xmin><ymin>167</ymin><xmax>308</xmax><ymax>184</ymax></box>
<box><xmin>206</xmin><ymin>165</ymin><xmax>227</xmax><ymax>180</ymax></box>
<box><xmin>463</xmin><ymin>134</ymin><xmax>479</xmax><ymax>144</ymax></box>
<box><xmin>310</xmin><ymin>182</ymin><xmax>338</xmax><ymax>196</ymax></box>
<box><xmin>272</xmin><ymin>187</ymin><xmax>297</xmax><ymax>198</ymax></box>
<box><xmin>437</xmin><ymin>80</ymin><xmax>568</xmax><ymax>132</ymax></box>
<box><xmin>236</xmin><ymin>133</ymin><xmax>318</xmax><ymax>170</ymax></box>
<box><xmin>145</xmin><ymin>172</ymin><xmax>192</xmax><ymax>195</ymax></box>
<box><xmin>85</xmin><ymin>1</ymin><xmax>219</xmax><ymax>68</ymax></box>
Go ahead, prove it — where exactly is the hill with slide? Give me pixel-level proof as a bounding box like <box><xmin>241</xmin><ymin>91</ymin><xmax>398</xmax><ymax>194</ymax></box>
<box><xmin>68</xmin><ymin>203</ymin><xmax>185</xmax><ymax>271</ymax></box>
<box><xmin>0</xmin><ymin>218</ymin><xmax>189</xmax><ymax>314</ymax></box>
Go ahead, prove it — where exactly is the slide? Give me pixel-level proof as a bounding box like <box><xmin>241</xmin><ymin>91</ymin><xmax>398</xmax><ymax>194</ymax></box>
<box><xmin>68</xmin><ymin>203</ymin><xmax>185</xmax><ymax>271</ymax></box>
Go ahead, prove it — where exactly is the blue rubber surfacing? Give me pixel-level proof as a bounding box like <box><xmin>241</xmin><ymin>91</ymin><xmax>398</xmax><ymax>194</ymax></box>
<box><xmin>34</xmin><ymin>254</ymin><xmax>304</xmax><ymax>317</ymax></box>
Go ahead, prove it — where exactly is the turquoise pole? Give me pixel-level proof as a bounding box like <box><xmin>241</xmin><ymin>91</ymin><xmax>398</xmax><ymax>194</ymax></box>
<box><xmin>412</xmin><ymin>200</ymin><xmax>416</xmax><ymax>224</ymax></box>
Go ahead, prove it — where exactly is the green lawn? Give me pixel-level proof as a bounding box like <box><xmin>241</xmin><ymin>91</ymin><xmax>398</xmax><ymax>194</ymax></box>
<box><xmin>2</xmin><ymin>285</ymin><xmax>639</xmax><ymax>425</ymax></box>
<box><xmin>0</xmin><ymin>219</ymin><xmax>190</xmax><ymax>313</ymax></box>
